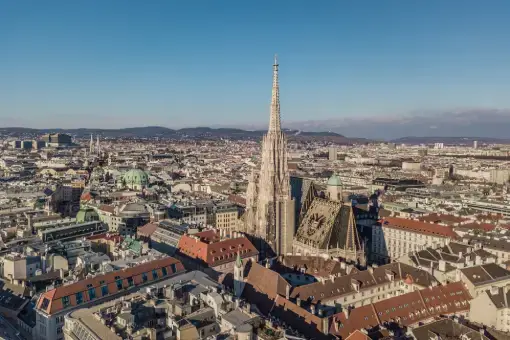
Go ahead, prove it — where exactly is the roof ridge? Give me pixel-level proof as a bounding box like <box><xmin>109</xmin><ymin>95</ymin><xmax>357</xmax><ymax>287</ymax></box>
<box><xmin>417</xmin><ymin>288</ymin><xmax>431</xmax><ymax>318</ymax></box>
<box><xmin>480</xmin><ymin>264</ymin><xmax>494</xmax><ymax>280</ymax></box>
<box><xmin>370</xmin><ymin>302</ymin><xmax>381</xmax><ymax>325</ymax></box>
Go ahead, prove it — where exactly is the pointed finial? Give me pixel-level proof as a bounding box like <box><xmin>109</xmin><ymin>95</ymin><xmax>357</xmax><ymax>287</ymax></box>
<box><xmin>274</xmin><ymin>54</ymin><xmax>278</xmax><ymax>65</ymax></box>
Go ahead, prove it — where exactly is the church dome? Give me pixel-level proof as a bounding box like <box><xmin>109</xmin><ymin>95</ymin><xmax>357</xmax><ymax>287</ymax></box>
<box><xmin>123</xmin><ymin>168</ymin><xmax>149</xmax><ymax>187</ymax></box>
<box><xmin>327</xmin><ymin>174</ymin><xmax>342</xmax><ymax>186</ymax></box>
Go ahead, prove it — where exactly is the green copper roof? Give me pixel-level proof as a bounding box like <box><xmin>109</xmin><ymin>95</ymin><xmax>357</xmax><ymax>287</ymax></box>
<box><xmin>327</xmin><ymin>174</ymin><xmax>342</xmax><ymax>186</ymax></box>
<box><xmin>235</xmin><ymin>251</ymin><xmax>242</xmax><ymax>267</ymax></box>
<box><xmin>123</xmin><ymin>168</ymin><xmax>149</xmax><ymax>186</ymax></box>
<box><xmin>122</xmin><ymin>236</ymin><xmax>142</xmax><ymax>254</ymax></box>
<box><xmin>76</xmin><ymin>207</ymin><xmax>99</xmax><ymax>223</ymax></box>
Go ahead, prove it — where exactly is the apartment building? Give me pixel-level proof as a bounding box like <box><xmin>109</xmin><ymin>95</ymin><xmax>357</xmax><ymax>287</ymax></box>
<box><xmin>470</xmin><ymin>284</ymin><xmax>510</xmax><ymax>332</ymax></box>
<box><xmin>35</xmin><ymin>257</ymin><xmax>185</xmax><ymax>340</ymax></box>
<box><xmin>458</xmin><ymin>263</ymin><xmax>510</xmax><ymax>298</ymax></box>
<box><xmin>371</xmin><ymin>217</ymin><xmax>458</xmax><ymax>264</ymax></box>
<box><xmin>329</xmin><ymin>281</ymin><xmax>471</xmax><ymax>339</ymax></box>
<box><xmin>399</xmin><ymin>241</ymin><xmax>497</xmax><ymax>284</ymax></box>
<box><xmin>461</xmin><ymin>232</ymin><xmax>510</xmax><ymax>265</ymax></box>
<box><xmin>176</xmin><ymin>230</ymin><xmax>258</xmax><ymax>277</ymax></box>
<box><xmin>288</xmin><ymin>262</ymin><xmax>437</xmax><ymax>311</ymax></box>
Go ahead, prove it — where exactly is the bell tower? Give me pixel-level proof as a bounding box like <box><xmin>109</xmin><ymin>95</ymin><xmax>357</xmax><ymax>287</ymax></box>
<box><xmin>234</xmin><ymin>251</ymin><xmax>245</xmax><ymax>298</ymax></box>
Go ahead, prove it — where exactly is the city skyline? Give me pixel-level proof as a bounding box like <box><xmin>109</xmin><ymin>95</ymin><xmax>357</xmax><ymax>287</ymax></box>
<box><xmin>2</xmin><ymin>1</ymin><xmax>510</xmax><ymax>128</ymax></box>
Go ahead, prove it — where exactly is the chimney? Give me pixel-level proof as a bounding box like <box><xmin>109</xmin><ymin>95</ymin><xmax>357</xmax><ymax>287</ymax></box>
<box><xmin>322</xmin><ymin>317</ymin><xmax>329</xmax><ymax>335</ymax></box>
<box><xmin>345</xmin><ymin>307</ymin><xmax>350</xmax><ymax>320</ymax></box>
<box><xmin>296</xmin><ymin>297</ymin><xmax>301</xmax><ymax>306</ymax></box>
<box><xmin>368</xmin><ymin>267</ymin><xmax>374</xmax><ymax>274</ymax></box>
<box><xmin>491</xmin><ymin>286</ymin><xmax>499</xmax><ymax>295</ymax></box>
<box><xmin>475</xmin><ymin>255</ymin><xmax>482</xmax><ymax>265</ymax></box>
<box><xmin>310</xmin><ymin>304</ymin><xmax>316</xmax><ymax>315</ymax></box>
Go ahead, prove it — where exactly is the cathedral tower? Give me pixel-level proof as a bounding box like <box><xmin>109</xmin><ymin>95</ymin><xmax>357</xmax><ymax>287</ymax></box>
<box><xmin>245</xmin><ymin>56</ymin><xmax>295</xmax><ymax>256</ymax></box>
<box><xmin>233</xmin><ymin>251</ymin><xmax>245</xmax><ymax>298</ymax></box>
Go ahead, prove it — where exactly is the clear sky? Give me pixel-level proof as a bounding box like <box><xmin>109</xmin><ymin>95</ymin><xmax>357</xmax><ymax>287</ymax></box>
<box><xmin>1</xmin><ymin>0</ymin><xmax>510</xmax><ymax>128</ymax></box>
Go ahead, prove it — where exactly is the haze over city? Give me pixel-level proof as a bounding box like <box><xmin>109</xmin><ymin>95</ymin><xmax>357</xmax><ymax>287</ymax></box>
<box><xmin>2</xmin><ymin>0</ymin><xmax>510</xmax><ymax>136</ymax></box>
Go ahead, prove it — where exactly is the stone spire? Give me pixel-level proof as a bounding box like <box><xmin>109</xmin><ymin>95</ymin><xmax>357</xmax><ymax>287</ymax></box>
<box><xmin>96</xmin><ymin>135</ymin><xmax>100</xmax><ymax>156</ymax></box>
<box><xmin>247</xmin><ymin>56</ymin><xmax>295</xmax><ymax>256</ymax></box>
<box><xmin>269</xmin><ymin>54</ymin><xmax>281</xmax><ymax>132</ymax></box>
<box><xmin>89</xmin><ymin>134</ymin><xmax>94</xmax><ymax>156</ymax></box>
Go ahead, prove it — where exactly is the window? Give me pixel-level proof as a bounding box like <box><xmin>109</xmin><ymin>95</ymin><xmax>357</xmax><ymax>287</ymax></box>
<box><xmin>40</xmin><ymin>298</ymin><xmax>50</xmax><ymax>310</ymax></box>
<box><xmin>127</xmin><ymin>277</ymin><xmax>134</xmax><ymax>287</ymax></box>
<box><xmin>116</xmin><ymin>279</ymin><xmax>123</xmax><ymax>290</ymax></box>
<box><xmin>88</xmin><ymin>287</ymin><xmax>96</xmax><ymax>300</ymax></box>
<box><xmin>76</xmin><ymin>292</ymin><xmax>83</xmax><ymax>305</ymax></box>
<box><xmin>62</xmin><ymin>296</ymin><xmax>70</xmax><ymax>308</ymax></box>
<box><xmin>162</xmin><ymin>267</ymin><xmax>168</xmax><ymax>276</ymax></box>
<box><xmin>171</xmin><ymin>264</ymin><xmax>177</xmax><ymax>273</ymax></box>
<box><xmin>101</xmin><ymin>285</ymin><xmax>109</xmax><ymax>296</ymax></box>
<box><xmin>152</xmin><ymin>269</ymin><xmax>158</xmax><ymax>279</ymax></box>
<box><xmin>142</xmin><ymin>272</ymin><xmax>148</xmax><ymax>283</ymax></box>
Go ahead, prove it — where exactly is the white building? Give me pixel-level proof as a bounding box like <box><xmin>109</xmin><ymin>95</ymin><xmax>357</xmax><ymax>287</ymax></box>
<box><xmin>372</xmin><ymin>217</ymin><xmax>458</xmax><ymax>264</ymax></box>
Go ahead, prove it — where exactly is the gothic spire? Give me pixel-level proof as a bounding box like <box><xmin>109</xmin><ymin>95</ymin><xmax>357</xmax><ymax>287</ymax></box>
<box><xmin>269</xmin><ymin>54</ymin><xmax>281</xmax><ymax>132</ymax></box>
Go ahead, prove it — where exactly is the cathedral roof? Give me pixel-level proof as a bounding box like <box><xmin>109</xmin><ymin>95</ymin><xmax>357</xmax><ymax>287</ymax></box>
<box><xmin>295</xmin><ymin>198</ymin><xmax>360</xmax><ymax>252</ymax></box>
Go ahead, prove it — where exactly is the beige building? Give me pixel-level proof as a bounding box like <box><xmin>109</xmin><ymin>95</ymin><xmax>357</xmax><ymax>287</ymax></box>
<box><xmin>3</xmin><ymin>253</ymin><xmax>41</xmax><ymax>284</ymax></box>
<box><xmin>458</xmin><ymin>263</ymin><xmax>510</xmax><ymax>298</ymax></box>
<box><xmin>372</xmin><ymin>217</ymin><xmax>458</xmax><ymax>264</ymax></box>
<box><xmin>470</xmin><ymin>285</ymin><xmax>510</xmax><ymax>331</ymax></box>
<box><xmin>215</xmin><ymin>208</ymin><xmax>238</xmax><ymax>235</ymax></box>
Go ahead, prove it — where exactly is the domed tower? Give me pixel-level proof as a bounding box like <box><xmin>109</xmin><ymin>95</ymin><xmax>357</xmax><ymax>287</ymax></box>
<box><xmin>119</xmin><ymin>168</ymin><xmax>149</xmax><ymax>191</ymax></box>
<box><xmin>327</xmin><ymin>174</ymin><xmax>343</xmax><ymax>202</ymax></box>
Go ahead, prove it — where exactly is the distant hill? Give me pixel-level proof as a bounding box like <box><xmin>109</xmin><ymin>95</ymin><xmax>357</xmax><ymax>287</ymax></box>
<box><xmin>0</xmin><ymin>126</ymin><xmax>370</xmax><ymax>144</ymax></box>
<box><xmin>391</xmin><ymin>136</ymin><xmax>510</xmax><ymax>145</ymax></box>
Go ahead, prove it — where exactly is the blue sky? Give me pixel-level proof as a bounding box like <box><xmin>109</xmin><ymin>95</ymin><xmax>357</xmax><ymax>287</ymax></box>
<box><xmin>1</xmin><ymin>0</ymin><xmax>510</xmax><ymax>128</ymax></box>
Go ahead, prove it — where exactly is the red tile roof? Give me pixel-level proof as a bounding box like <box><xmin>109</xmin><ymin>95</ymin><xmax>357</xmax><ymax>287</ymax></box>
<box><xmin>137</xmin><ymin>222</ymin><xmax>159</xmax><ymax>237</ymax></box>
<box><xmin>86</xmin><ymin>232</ymin><xmax>123</xmax><ymax>243</ymax></box>
<box><xmin>329</xmin><ymin>282</ymin><xmax>471</xmax><ymax>339</ymax></box>
<box><xmin>419</xmin><ymin>213</ymin><xmax>468</xmax><ymax>226</ymax></box>
<box><xmin>345</xmin><ymin>330</ymin><xmax>371</xmax><ymax>340</ymax></box>
<box><xmin>380</xmin><ymin>217</ymin><xmax>459</xmax><ymax>239</ymax></box>
<box><xmin>178</xmin><ymin>231</ymin><xmax>258</xmax><ymax>266</ymax></box>
<box><xmin>228</xmin><ymin>194</ymin><xmax>246</xmax><ymax>206</ymax></box>
<box><xmin>456</xmin><ymin>222</ymin><xmax>495</xmax><ymax>232</ymax></box>
<box><xmin>36</xmin><ymin>257</ymin><xmax>184</xmax><ymax>315</ymax></box>
<box><xmin>99</xmin><ymin>204</ymin><xmax>115</xmax><ymax>213</ymax></box>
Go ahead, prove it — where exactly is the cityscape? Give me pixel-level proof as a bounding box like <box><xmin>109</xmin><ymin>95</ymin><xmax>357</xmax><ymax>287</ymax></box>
<box><xmin>3</xmin><ymin>2</ymin><xmax>510</xmax><ymax>340</ymax></box>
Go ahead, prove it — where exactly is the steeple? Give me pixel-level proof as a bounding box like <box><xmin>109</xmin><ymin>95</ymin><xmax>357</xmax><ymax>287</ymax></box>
<box><xmin>96</xmin><ymin>135</ymin><xmax>100</xmax><ymax>156</ymax></box>
<box><xmin>234</xmin><ymin>250</ymin><xmax>245</xmax><ymax>297</ymax></box>
<box><xmin>269</xmin><ymin>54</ymin><xmax>281</xmax><ymax>132</ymax></box>
<box><xmin>235</xmin><ymin>250</ymin><xmax>243</xmax><ymax>268</ymax></box>
<box><xmin>89</xmin><ymin>134</ymin><xmax>94</xmax><ymax>156</ymax></box>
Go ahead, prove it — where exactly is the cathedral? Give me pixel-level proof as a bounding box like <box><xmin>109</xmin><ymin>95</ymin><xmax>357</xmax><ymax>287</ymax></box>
<box><xmin>244</xmin><ymin>56</ymin><xmax>295</xmax><ymax>256</ymax></box>
<box><xmin>242</xmin><ymin>57</ymin><xmax>365</xmax><ymax>265</ymax></box>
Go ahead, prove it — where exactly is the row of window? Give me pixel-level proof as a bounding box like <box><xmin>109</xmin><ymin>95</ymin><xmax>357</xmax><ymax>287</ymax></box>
<box><xmin>61</xmin><ymin>265</ymin><xmax>175</xmax><ymax>308</ymax></box>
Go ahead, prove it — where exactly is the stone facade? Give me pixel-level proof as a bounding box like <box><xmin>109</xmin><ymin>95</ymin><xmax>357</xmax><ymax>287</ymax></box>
<box><xmin>244</xmin><ymin>57</ymin><xmax>295</xmax><ymax>256</ymax></box>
